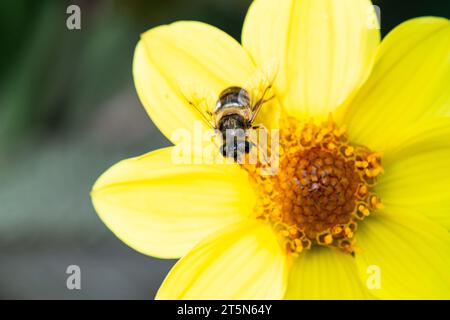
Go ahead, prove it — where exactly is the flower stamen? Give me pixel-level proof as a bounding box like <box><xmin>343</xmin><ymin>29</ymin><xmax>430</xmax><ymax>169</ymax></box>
<box><xmin>243</xmin><ymin>116</ymin><xmax>383</xmax><ymax>255</ymax></box>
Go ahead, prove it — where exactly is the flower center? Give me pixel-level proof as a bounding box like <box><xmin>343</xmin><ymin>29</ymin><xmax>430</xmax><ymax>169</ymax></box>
<box><xmin>243</xmin><ymin>117</ymin><xmax>383</xmax><ymax>255</ymax></box>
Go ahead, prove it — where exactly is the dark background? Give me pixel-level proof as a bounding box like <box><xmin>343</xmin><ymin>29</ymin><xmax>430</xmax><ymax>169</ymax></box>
<box><xmin>0</xmin><ymin>0</ymin><xmax>448</xmax><ymax>299</ymax></box>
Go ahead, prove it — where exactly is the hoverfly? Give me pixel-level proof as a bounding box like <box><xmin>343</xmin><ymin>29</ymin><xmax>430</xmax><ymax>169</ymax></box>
<box><xmin>183</xmin><ymin>63</ymin><xmax>277</xmax><ymax>161</ymax></box>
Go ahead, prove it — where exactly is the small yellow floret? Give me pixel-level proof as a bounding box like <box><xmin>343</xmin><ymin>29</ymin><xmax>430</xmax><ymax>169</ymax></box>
<box><xmin>243</xmin><ymin>117</ymin><xmax>383</xmax><ymax>255</ymax></box>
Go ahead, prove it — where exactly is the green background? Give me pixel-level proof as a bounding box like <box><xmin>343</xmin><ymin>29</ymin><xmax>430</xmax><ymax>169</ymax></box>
<box><xmin>0</xmin><ymin>0</ymin><xmax>448</xmax><ymax>299</ymax></box>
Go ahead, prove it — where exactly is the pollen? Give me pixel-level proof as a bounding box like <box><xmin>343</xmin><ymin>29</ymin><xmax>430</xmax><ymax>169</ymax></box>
<box><xmin>242</xmin><ymin>117</ymin><xmax>383</xmax><ymax>255</ymax></box>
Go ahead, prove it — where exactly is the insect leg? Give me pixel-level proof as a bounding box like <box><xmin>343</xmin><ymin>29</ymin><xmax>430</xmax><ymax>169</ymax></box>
<box><xmin>186</xmin><ymin>99</ymin><xmax>216</xmax><ymax>129</ymax></box>
<box><xmin>249</xmin><ymin>92</ymin><xmax>276</xmax><ymax>124</ymax></box>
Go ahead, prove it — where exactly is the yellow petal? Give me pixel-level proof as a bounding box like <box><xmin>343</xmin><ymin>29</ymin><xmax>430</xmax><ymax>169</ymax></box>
<box><xmin>156</xmin><ymin>220</ymin><xmax>288</xmax><ymax>299</ymax></box>
<box><xmin>91</xmin><ymin>147</ymin><xmax>256</xmax><ymax>259</ymax></box>
<box><xmin>376</xmin><ymin>138</ymin><xmax>450</xmax><ymax>229</ymax></box>
<box><xmin>340</xmin><ymin>17</ymin><xmax>450</xmax><ymax>150</ymax></box>
<box><xmin>243</xmin><ymin>0</ymin><xmax>380</xmax><ymax>119</ymax></box>
<box><xmin>285</xmin><ymin>247</ymin><xmax>374</xmax><ymax>299</ymax></box>
<box><xmin>133</xmin><ymin>21</ymin><xmax>259</xmax><ymax>142</ymax></box>
<box><xmin>355</xmin><ymin>208</ymin><xmax>450</xmax><ymax>299</ymax></box>
<box><xmin>380</xmin><ymin>118</ymin><xmax>450</xmax><ymax>166</ymax></box>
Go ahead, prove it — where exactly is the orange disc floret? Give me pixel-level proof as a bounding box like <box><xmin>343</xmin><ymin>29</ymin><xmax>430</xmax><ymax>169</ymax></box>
<box><xmin>243</xmin><ymin>117</ymin><xmax>383</xmax><ymax>255</ymax></box>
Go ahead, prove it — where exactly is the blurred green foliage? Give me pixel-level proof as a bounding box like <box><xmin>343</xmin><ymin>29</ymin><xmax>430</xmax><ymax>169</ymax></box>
<box><xmin>0</xmin><ymin>0</ymin><xmax>252</xmax><ymax>152</ymax></box>
<box><xmin>0</xmin><ymin>1</ymin><xmax>130</xmax><ymax>149</ymax></box>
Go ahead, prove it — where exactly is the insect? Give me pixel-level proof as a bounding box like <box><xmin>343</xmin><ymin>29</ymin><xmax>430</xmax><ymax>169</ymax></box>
<box><xmin>183</xmin><ymin>66</ymin><xmax>277</xmax><ymax>161</ymax></box>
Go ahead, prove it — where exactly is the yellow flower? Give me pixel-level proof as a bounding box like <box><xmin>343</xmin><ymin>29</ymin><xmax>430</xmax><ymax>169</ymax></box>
<box><xmin>91</xmin><ymin>0</ymin><xmax>450</xmax><ymax>299</ymax></box>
